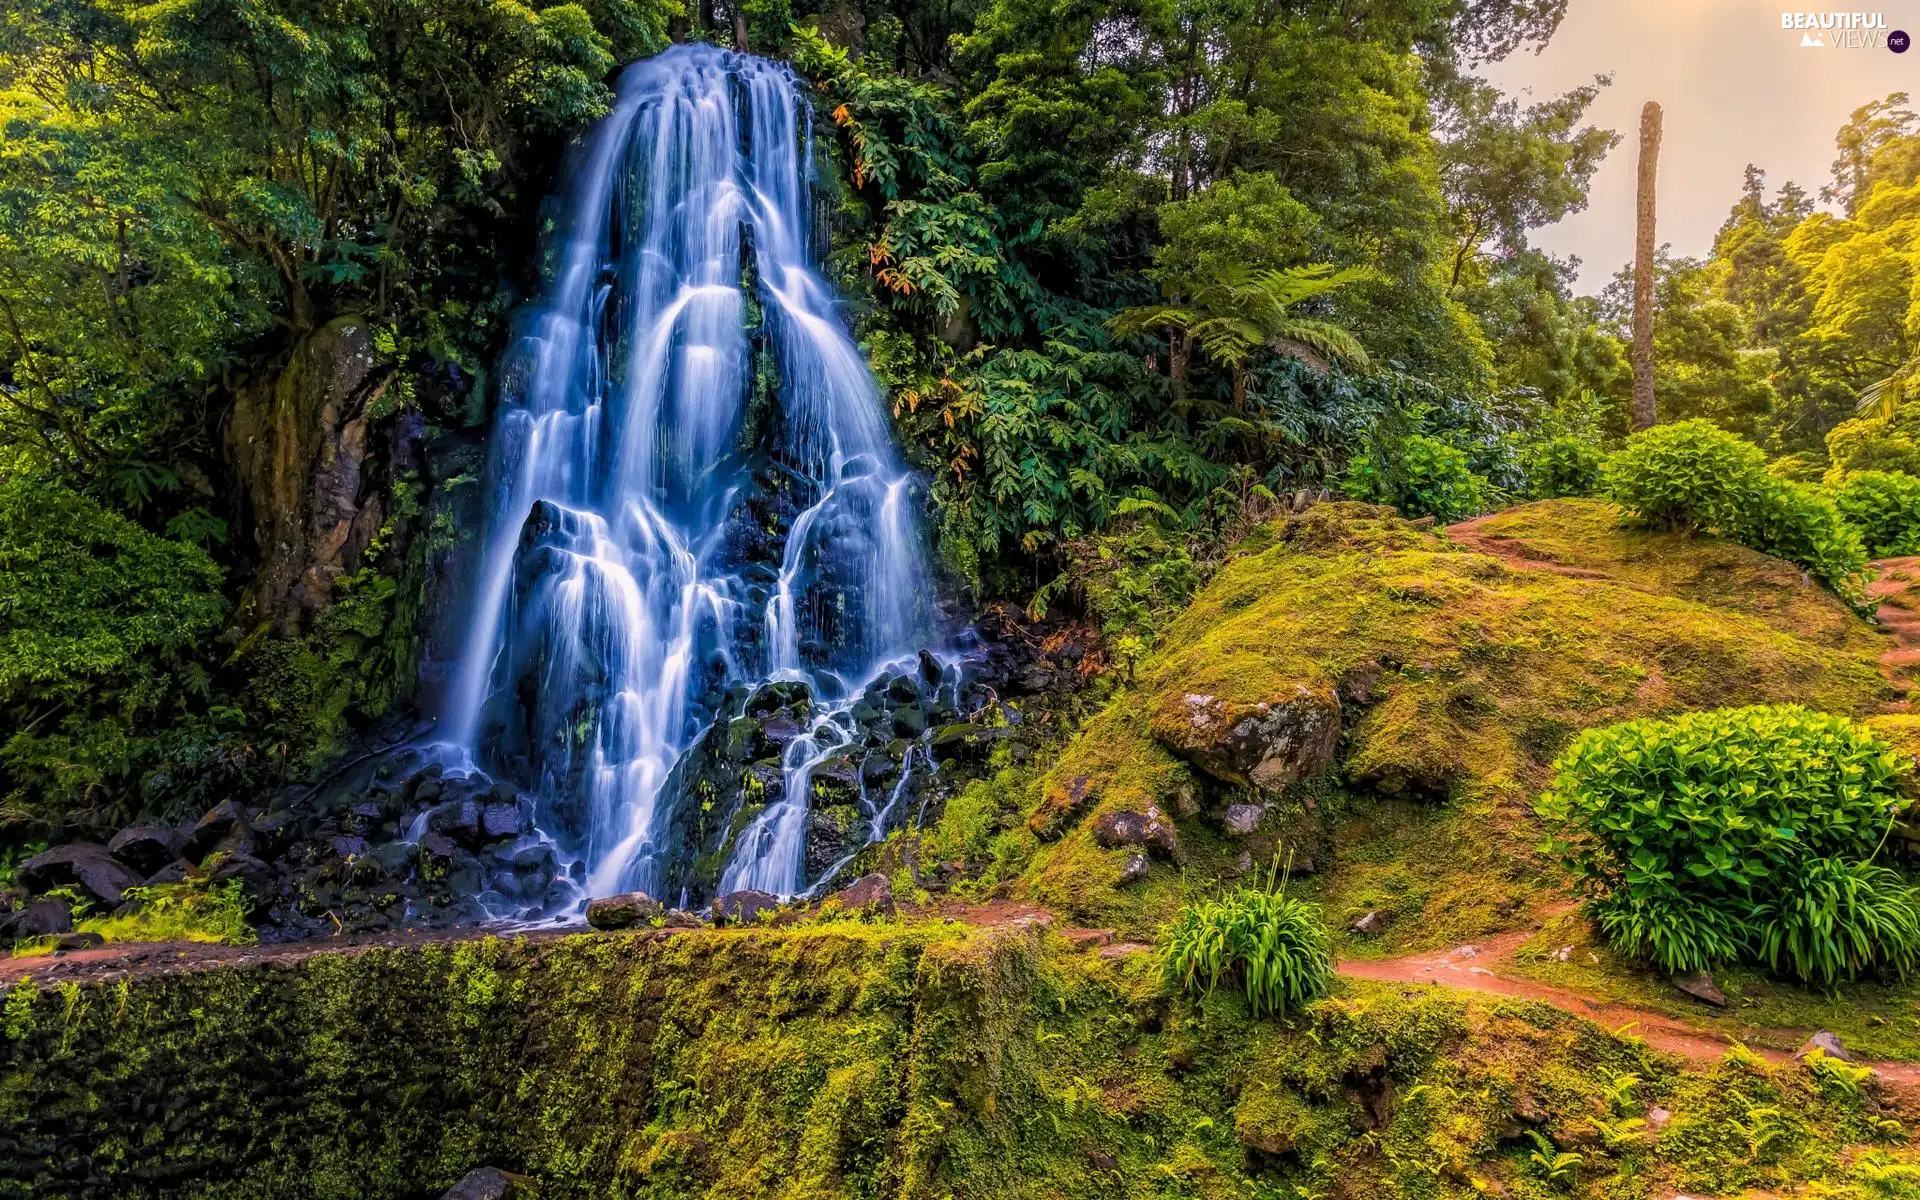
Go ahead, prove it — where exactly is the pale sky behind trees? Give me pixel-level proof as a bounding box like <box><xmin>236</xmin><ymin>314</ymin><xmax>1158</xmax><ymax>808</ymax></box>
<box><xmin>1481</xmin><ymin>0</ymin><xmax>1920</xmax><ymax>287</ymax></box>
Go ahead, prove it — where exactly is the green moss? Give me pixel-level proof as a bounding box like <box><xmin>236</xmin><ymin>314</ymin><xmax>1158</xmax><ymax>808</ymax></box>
<box><xmin>0</xmin><ymin>928</ymin><xmax>1913</xmax><ymax>1197</ymax></box>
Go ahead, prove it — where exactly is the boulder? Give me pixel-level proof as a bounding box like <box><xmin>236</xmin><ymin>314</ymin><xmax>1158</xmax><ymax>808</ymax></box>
<box><xmin>480</xmin><ymin>801</ymin><xmax>523</xmax><ymax>841</ymax></box>
<box><xmin>107</xmin><ymin>826</ymin><xmax>185</xmax><ymax>878</ymax></box>
<box><xmin>712</xmin><ymin>889</ymin><xmax>780</xmax><ymax>926</ymax></box>
<box><xmin>54</xmin><ymin>931</ymin><xmax>105</xmax><ymax>952</ymax></box>
<box><xmin>182</xmin><ymin>800</ymin><xmax>253</xmax><ymax>865</ymax></box>
<box><xmin>1116</xmin><ymin>853</ymin><xmax>1150</xmax><ymax>887</ymax></box>
<box><xmin>1350</xmin><ymin>910</ymin><xmax>1385</xmax><ymax>935</ymax></box>
<box><xmin>145</xmin><ymin>860</ymin><xmax>196</xmax><ymax>887</ymax></box>
<box><xmin>1150</xmin><ymin>683</ymin><xmax>1341</xmax><ymax>795</ymax></box>
<box><xmin>829</xmin><ymin>873</ymin><xmax>894</xmax><ymax>915</ymax></box>
<box><xmin>1219</xmin><ymin>804</ymin><xmax>1264</xmax><ymax>837</ymax></box>
<box><xmin>1671</xmin><ymin>969</ymin><xmax>1728</xmax><ymax>1008</ymax></box>
<box><xmin>205</xmin><ymin>851</ymin><xmax>278</xmax><ymax>905</ymax></box>
<box><xmin>18</xmin><ymin>843</ymin><xmax>144</xmax><ymax>908</ymax></box>
<box><xmin>586</xmin><ymin>892</ymin><xmax>660</xmax><ymax>930</ymax></box>
<box><xmin>662</xmin><ymin>909</ymin><xmax>705</xmax><ymax>929</ymax></box>
<box><xmin>0</xmin><ymin>897</ymin><xmax>73</xmax><ymax>939</ymax></box>
<box><xmin>1091</xmin><ymin>808</ymin><xmax>1179</xmax><ymax>859</ymax></box>
<box><xmin>441</xmin><ymin>1166</ymin><xmax>536</xmax><ymax>1200</ymax></box>
<box><xmin>1795</xmin><ymin>1030</ymin><xmax>1853</xmax><ymax>1062</ymax></box>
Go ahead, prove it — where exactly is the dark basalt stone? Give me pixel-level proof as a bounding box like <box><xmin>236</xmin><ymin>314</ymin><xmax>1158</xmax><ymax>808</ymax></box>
<box><xmin>18</xmin><ymin>843</ymin><xmax>144</xmax><ymax>908</ymax></box>
<box><xmin>106</xmin><ymin>826</ymin><xmax>185</xmax><ymax>878</ymax></box>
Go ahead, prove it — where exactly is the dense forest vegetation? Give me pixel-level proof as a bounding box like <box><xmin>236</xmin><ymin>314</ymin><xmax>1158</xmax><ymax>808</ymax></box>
<box><xmin>0</xmin><ymin>0</ymin><xmax>1916</xmax><ymax>859</ymax></box>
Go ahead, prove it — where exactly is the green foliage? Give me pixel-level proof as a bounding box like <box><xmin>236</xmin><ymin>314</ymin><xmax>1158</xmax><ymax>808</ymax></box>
<box><xmin>1604</xmin><ymin>419</ymin><xmax>1771</xmax><ymax>533</ymax></box>
<box><xmin>78</xmin><ymin>881</ymin><xmax>254</xmax><ymax>946</ymax></box>
<box><xmin>1160</xmin><ymin>883</ymin><xmax>1333</xmax><ymax>1018</ymax></box>
<box><xmin>1342</xmin><ymin>433</ymin><xmax>1486</xmax><ymax>522</ymax></box>
<box><xmin>1537</xmin><ymin>705</ymin><xmax>1917</xmax><ymax>983</ymax></box>
<box><xmin>1833</xmin><ymin>469</ymin><xmax>1920</xmax><ymax>557</ymax></box>
<box><xmin>1523</xmin><ymin>434</ymin><xmax>1606</xmax><ymax>498</ymax></box>
<box><xmin>1606</xmin><ymin>420</ymin><xmax>1868</xmax><ymax>601</ymax></box>
<box><xmin>0</xmin><ymin>475</ymin><xmax>226</xmax><ymax>832</ymax></box>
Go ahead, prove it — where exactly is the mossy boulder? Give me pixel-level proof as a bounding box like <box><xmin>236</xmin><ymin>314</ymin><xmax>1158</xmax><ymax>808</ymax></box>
<box><xmin>0</xmin><ymin>926</ymin><xmax>1909</xmax><ymax>1198</ymax></box>
<box><xmin>1020</xmin><ymin>499</ymin><xmax>1894</xmax><ymax>925</ymax></box>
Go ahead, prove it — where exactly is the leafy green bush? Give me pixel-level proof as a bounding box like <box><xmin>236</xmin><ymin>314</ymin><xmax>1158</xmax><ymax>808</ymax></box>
<box><xmin>1161</xmin><ymin>886</ymin><xmax>1333</xmax><ymax>1016</ymax></box>
<box><xmin>1736</xmin><ymin>477</ymin><xmax>1870</xmax><ymax>601</ymax></box>
<box><xmin>1537</xmin><ymin>705</ymin><xmax>1917</xmax><ymax>983</ymax></box>
<box><xmin>1603</xmin><ymin>418</ymin><xmax>1768</xmax><ymax>533</ymax></box>
<box><xmin>1605</xmin><ymin>421</ymin><xmax>1868</xmax><ymax>602</ymax></box>
<box><xmin>1524</xmin><ymin>435</ymin><xmax>1605</xmax><ymax>499</ymax></box>
<box><xmin>1341</xmin><ymin>433</ymin><xmax>1486</xmax><ymax>522</ymax></box>
<box><xmin>1833</xmin><ymin>470</ymin><xmax>1920</xmax><ymax>557</ymax></box>
<box><xmin>1750</xmin><ymin>858</ymin><xmax>1920</xmax><ymax>988</ymax></box>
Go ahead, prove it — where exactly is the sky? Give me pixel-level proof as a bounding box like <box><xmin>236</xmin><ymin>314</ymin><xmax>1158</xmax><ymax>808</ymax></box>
<box><xmin>1479</xmin><ymin>0</ymin><xmax>1920</xmax><ymax>292</ymax></box>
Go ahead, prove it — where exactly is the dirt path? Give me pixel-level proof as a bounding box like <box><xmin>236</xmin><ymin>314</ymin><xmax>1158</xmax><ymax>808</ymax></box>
<box><xmin>1870</xmin><ymin>555</ymin><xmax>1920</xmax><ymax>707</ymax></box>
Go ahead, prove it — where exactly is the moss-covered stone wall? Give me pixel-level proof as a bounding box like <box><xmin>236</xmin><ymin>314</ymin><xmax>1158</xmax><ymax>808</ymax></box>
<box><xmin>0</xmin><ymin>926</ymin><xmax>1912</xmax><ymax>1199</ymax></box>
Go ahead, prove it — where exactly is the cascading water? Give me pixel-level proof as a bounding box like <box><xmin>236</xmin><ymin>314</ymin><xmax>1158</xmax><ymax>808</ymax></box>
<box><xmin>441</xmin><ymin>44</ymin><xmax>937</xmax><ymax>908</ymax></box>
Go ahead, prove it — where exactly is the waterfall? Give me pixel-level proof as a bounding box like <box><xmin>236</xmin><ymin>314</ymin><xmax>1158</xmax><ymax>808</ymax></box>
<box><xmin>441</xmin><ymin>44</ymin><xmax>935</xmax><ymax>906</ymax></box>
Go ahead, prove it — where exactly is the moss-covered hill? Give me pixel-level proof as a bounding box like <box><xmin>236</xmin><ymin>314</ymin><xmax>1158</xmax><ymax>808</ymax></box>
<box><xmin>4</xmin><ymin>924</ymin><xmax>1918</xmax><ymax>1200</ymax></box>
<box><xmin>987</xmin><ymin>499</ymin><xmax>1897</xmax><ymax>940</ymax></box>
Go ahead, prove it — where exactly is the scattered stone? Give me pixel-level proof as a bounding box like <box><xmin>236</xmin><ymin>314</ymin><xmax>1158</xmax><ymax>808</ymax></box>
<box><xmin>1116</xmin><ymin>853</ymin><xmax>1150</xmax><ymax>887</ymax></box>
<box><xmin>1219</xmin><ymin>803</ymin><xmax>1264</xmax><ymax>837</ymax></box>
<box><xmin>54</xmin><ymin>931</ymin><xmax>105</xmax><ymax>952</ymax></box>
<box><xmin>829</xmin><ymin>873</ymin><xmax>894</xmax><ymax>915</ymax></box>
<box><xmin>661</xmin><ymin>909</ymin><xmax>705</xmax><ymax>929</ymax></box>
<box><xmin>144</xmin><ymin>860</ymin><xmax>196</xmax><ymax>887</ymax></box>
<box><xmin>182</xmin><ymin>800</ymin><xmax>252</xmax><ymax>865</ymax></box>
<box><xmin>106</xmin><ymin>826</ymin><xmax>185</xmax><ymax>878</ymax></box>
<box><xmin>1097</xmin><ymin>942</ymin><xmax>1152</xmax><ymax>959</ymax></box>
<box><xmin>1232</xmin><ymin>851</ymin><xmax>1254</xmax><ymax>875</ymax></box>
<box><xmin>586</xmin><ymin>892</ymin><xmax>660</xmax><ymax>931</ymax></box>
<box><xmin>712</xmin><ymin>889</ymin><xmax>780</xmax><ymax>926</ymax></box>
<box><xmin>1647</xmin><ymin>1106</ymin><xmax>1672</xmax><ymax>1131</ymax></box>
<box><xmin>18</xmin><ymin>843</ymin><xmax>144</xmax><ymax>908</ymax></box>
<box><xmin>0</xmin><ymin>897</ymin><xmax>73</xmax><ymax>939</ymax></box>
<box><xmin>1091</xmin><ymin>807</ymin><xmax>1179</xmax><ymax>858</ymax></box>
<box><xmin>1063</xmin><ymin>928</ymin><xmax>1115</xmax><ymax>950</ymax></box>
<box><xmin>205</xmin><ymin>851</ymin><xmax>278</xmax><ymax>905</ymax></box>
<box><xmin>1549</xmin><ymin>945</ymin><xmax>1573</xmax><ymax>962</ymax></box>
<box><xmin>440</xmin><ymin>1166</ymin><xmax>536</xmax><ymax>1200</ymax></box>
<box><xmin>1671</xmin><ymin>969</ymin><xmax>1728</xmax><ymax>1008</ymax></box>
<box><xmin>1452</xmin><ymin>944</ymin><xmax>1480</xmax><ymax>960</ymax></box>
<box><xmin>1795</xmin><ymin>1030</ymin><xmax>1853</xmax><ymax>1062</ymax></box>
<box><xmin>1350</xmin><ymin>910</ymin><xmax>1385</xmax><ymax>935</ymax></box>
<box><xmin>479</xmin><ymin>802</ymin><xmax>522</xmax><ymax>840</ymax></box>
<box><xmin>1087</xmin><ymin>1149</ymin><xmax>1118</xmax><ymax>1173</ymax></box>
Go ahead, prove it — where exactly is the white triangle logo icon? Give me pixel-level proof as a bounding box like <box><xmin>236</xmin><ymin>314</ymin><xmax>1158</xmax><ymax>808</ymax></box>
<box><xmin>1801</xmin><ymin>30</ymin><xmax>1825</xmax><ymax>46</ymax></box>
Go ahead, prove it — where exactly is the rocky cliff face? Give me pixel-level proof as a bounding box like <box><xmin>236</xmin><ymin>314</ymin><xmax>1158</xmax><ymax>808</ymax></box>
<box><xmin>226</xmin><ymin>317</ymin><xmax>400</xmax><ymax>638</ymax></box>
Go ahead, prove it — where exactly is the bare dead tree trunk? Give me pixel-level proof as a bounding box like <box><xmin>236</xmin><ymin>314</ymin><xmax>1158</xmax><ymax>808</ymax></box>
<box><xmin>1631</xmin><ymin>101</ymin><xmax>1663</xmax><ymax>431</ymax></box>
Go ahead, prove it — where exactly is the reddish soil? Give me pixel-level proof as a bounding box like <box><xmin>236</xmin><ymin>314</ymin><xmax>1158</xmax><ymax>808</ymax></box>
<box><xmin>1870</xmin><ymin>555</ymin><xmax>1920</xmax><ymax>707</ymax></box>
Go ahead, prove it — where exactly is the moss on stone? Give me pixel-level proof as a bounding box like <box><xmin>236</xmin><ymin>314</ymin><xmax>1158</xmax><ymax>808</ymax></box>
<box><xmin>2</xmin><ymin>927</ymin><xmax>1913</xmax><ymax>1198</ymax></box>
<box><xmin>1013</xmin><ymin>500</ymin><xmax>1894</xmax><ymax>935</ymax></box>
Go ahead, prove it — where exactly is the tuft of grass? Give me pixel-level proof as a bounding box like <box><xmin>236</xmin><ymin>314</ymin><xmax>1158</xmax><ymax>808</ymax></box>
<box><xmin>1161</xmin><ymin>863</ymin><xmax>1332</xmax><ymax>1017</ymax></box>
<box><xmin>79</xmin><ymin>882</ymin><xmax>254</xmax><ymax>946</ymax></box>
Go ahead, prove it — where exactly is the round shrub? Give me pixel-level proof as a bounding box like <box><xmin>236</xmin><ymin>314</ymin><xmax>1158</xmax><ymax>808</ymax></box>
<box><xmin>1537</xmin><ymin>705</ymin><xmax>1916</xmax><ymax>982</ymax></box>
<box><xmin>1736</xmin><ymin>477</ymin><xmax>1869</xmax><ymax>602</ymax></box>
<box><xmin>1341</xmin><ymin>433</ymin><xmax>1486</xmax><ymax>523</ymax></box>
<box><xmin>1603</xmin><ymin>418</ymin><xmax>1768</xmax><ymax>533</ymax></box>
<box><xmin>1524</xmin><ymin>435</ymin><xmax>1605</xmax><ymax>499</ymax></box>
<box><xmin>1161</xmin><ymin>887</ymin><xmax>1333</xmax><ymax>1017</ymax></box>
<box><xmin>1833</xmin><ymin>470</ymin><xmax>1920</xmax><ymax>557</ymax></box>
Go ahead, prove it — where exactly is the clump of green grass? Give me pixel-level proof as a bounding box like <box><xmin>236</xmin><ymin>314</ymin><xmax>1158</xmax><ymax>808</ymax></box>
<box><xmin>80</xmin><ymin>882</ymin><xmax>254</xmax><ymax>946</ymax></box>
<box><xmin>1161</xmin><ymin>862</ymin><xmax>1332</xmax><ymax>1017</ymax></box>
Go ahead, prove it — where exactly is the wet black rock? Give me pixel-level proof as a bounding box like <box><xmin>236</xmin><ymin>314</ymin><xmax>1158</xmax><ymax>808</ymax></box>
<box><xmin>0</xmin><ymin>897</ymin><xmax>73</xmax><ymax>939</ymax></box>
<box><xmin>19</xmin><ymin>843</ymin><xmax>144</xmax><ymax>908</ymax></box>
<box><xmin>712</xmin><ymin>889</ymin><xmax>780</xmax><ymax>925</ymax></box>
<box><xmin>106</xmin><ymin>826</ymin><xmax>185</xmax><ymax>878</ymax></box>
<box><xmin>182</xmin><ymin>799</ymin><xmax>254</xmax><ymax>865</ymax></box>
<box><xmin>1091</xmin><ymin>808</ymin><xmax>1179</xmax><ymax>859</ymax></box>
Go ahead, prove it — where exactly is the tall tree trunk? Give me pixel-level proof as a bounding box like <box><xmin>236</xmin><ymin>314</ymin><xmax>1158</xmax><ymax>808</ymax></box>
<box><xmin>1631</xmin><ymin>101</ymin><xmax>1662</xmax><ymax>431</ymax></box>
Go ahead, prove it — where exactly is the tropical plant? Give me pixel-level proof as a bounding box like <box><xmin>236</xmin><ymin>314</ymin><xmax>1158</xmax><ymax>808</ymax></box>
<box><xmin>1524</xmin><ymin>435</ymin><xmax>1606</xmax><ymax>498</ymax></box>
<box><xmin>1833</xmin><ymin>469</ymin><xmax>1920</xmax><ymax>557</ymax></box>
<box><xmin>1161</xmin><ymin>873</ymin><xmax>1333</xmax><ymax>1018</ymax></box>
<box><xmin>1537</xmin><ymin>705</ymin><xmax>1916</xmax><ymax>981</ymax></box>
<box><xmin>1341</xmin><ymin>433</ymin><xmax>1487</xmax><ymax>522</ymax></box>
<box><xmin>1111</xmin><ymin>264</ymin><xmax>1373</xmax><ymax>406</ymax></box>
<box><xmin>1605</xmin><ymin>421</ymin><xmax>1869</xmax><ymax>603</ymax></box>
<box><xmin>1603</xmin><ymin>419</ymin><xmax>1769</xmax><ymax>533</ymax></box>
